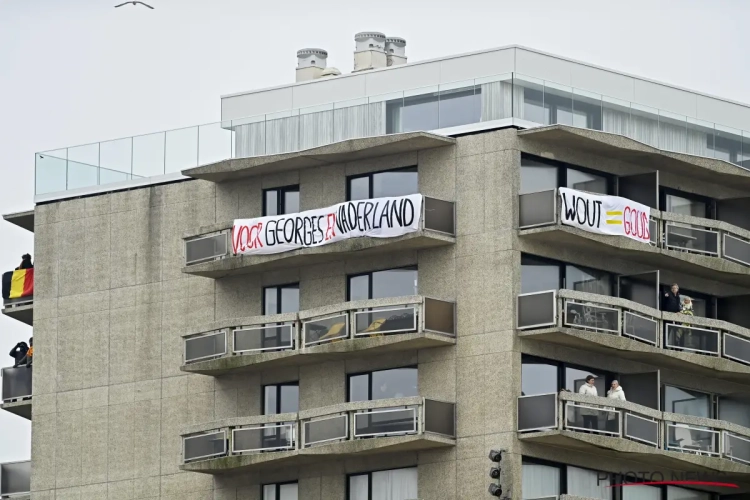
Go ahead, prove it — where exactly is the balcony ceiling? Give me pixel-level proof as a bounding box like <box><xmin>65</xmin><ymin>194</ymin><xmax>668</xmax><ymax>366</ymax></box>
<box><xmin>2</xmin><ymin>304</ymin><xmax>34</xmax><ymax>326</ymax></box>
<box><xmin>181</xmin><ymin>132</ymin><xmax>456</xmax><ymax>183</ymax></box>
<box><xmin>0</xmin><ymin>400</ymin><xmax>31</xmax><ymax>420</ymax></box>
<box><xmin>520</xmin><ymin>328</ymin><xmax>750</xmax><ymax>384</ymax></box>
<box><xmin>2</xmin><ymin>210</ymin><xmax>34</xmax><ymax>233</ymax></box>
<box><xmin>518</xmin><ymin>125</ymin><xmax>750</xmax><ymax>191</ymax></box>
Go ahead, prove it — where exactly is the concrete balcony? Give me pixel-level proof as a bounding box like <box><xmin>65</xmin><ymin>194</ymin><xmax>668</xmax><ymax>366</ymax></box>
<box><xmin>2</xmin><ymin>298</ymin><xmax>33</xmax><ymax>327</ymax></box>
<box><xmin>3</xmin><ymin>209</ymin><xmax>34</xmax><ymax>233</ymax></box>
<box><xmin>518</xmin><ymin>190</ymin><xmax>750</xmax><ymax>287</ymax></box>
<box><xmin>0</xmin><ymin>460</ymin><xmax>30</xmax><ymax>499</ymax></box>
<box><xmin>181</xmin><ymin>296</ymin><xmax>455</xmax><ymax>376</ymax></box>
<box><xmin>517</xmin><ymin>289</ymin><xmax>750</xmax><ymax>384</ymax></box>
<box><xmin>179</xmin><ymin>397</ymin><xmax>456</xmax><ymax>474</ymax></box>
<box><xmin>182</xmin><ymin>131</ymin><xmax>455</xmax><ymax>182</ymax></box>
<box><xmin>182</xmin><ymin>196</ymin><xmax>455</xmax><ymax>279</ymax></box>
<box><xmin>518</xmin><ymin>392</ymin><xmax>750</xmax><ymax>480</ymax></box>
<box><xmin>1</xmin><ymin>366</ymin><xmax>32</xmax><ymax>420</ymax></box>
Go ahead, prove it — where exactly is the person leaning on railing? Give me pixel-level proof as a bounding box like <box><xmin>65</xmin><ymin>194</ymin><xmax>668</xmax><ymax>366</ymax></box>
<box><xmin>15</xmin><ymin>254</ymin><xmax>33</xmax><ymax>270</ymax></box>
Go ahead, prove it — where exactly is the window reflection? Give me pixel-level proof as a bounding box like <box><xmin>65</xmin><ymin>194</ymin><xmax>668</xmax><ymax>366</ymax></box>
<box><xmin>438</xmin><ymin>86</ymin><xmax>480</xmax><ymax>129</ymax></box>
<box><xmin>665</xmin><ymin>194</ymin><xmax>707</xmax><ymax>218</ymax></box>
<box><xmin>521</xmin><ymin>255</ymin><xmax>560</xmax><ymax>294</ymax></box>
<box><xmin>567</xmin><ymin>169</ymin><xmax>608</xmax><ymax>194</ymax></box>
<box><xmin>264</xmin><ymin>284</ymin><xmax>300</xmax><ymax>315</ymax></box>
<box><xmin>349</xmin><ymin>368</ymin><xmax>418</xmax><ymax>402</ymax></box>
<box><xmin>664</xmin><ymin>385</ymin><xmax>712</xmax><ymax>418</ymax></box>
<box><xmin>264</xmin><ymin>185</ymin><xmax>300</xmax><ymax>216</ymax></box>
<box><xmin>348</xmin><ymin>267</ymin><xmax>418</xmax><ymax>300</ymax></box>
<box><xmin>348</xmin><ymin>167</ymin><xmax>418</xmax><ymax>201</ymax></box>
<box><xmin>521</xmin><ymin>359</ymin><xmax>558</xmax><ymax>396</ymax></box>
<box><xmin>565</xmin><ymin>265</ymin><xmax>612</xmax><ymax>296</ymax></box>
<box><xmin>520</xmin><ymin>158</ymin><xmax>557</xmax><ymax>194</ymax></box>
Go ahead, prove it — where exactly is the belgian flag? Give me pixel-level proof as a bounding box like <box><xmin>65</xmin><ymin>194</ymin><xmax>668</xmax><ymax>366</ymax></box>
<box><xmin>2</xmin><ymin>268</ymin><xmax>34</xmax><ymax>300</ymax></box>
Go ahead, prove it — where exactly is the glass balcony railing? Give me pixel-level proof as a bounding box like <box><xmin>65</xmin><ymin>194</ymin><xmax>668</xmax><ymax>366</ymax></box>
<box><xmin>516</xmin><ymin>289</ymin><xmax>750</xmax><ymax>367</ymax></box>
<box><xmin>36</xmin><ymin>73</ymin><xmax>750</xmax><ymax>198</ymax></box>
<box><xmin>518</xmin><ymin>189</ymin><xmax>750</xmax><ymax>270</ymax></box>
<box><xmin>182</xmin><ymin>296</ymin><xmax>456</xmax><ymax>367</ymax></box>
<box><xmin>1</xmin><ymin>366</ymin><xmax>33</xmax><ymax>403</ymax></box>
<box><xmin>517</xmin><ymin>392</ymin><xmax>750</xmax><ymax>465</ymax></box>
<box><xmin>0</xmin><ymin>460</ymin><xmax>30</xmax><ymax>497</ymax></box>
<box><xmin>180</xmin><ymin>397</ymin><xmax>455</xmax><ymax>465</ymax></box>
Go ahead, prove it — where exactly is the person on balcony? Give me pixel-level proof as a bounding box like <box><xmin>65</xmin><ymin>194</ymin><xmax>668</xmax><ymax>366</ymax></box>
<box><xmin>662</xmin><ymin>283</ymin><xmax>682</xmax><ymax>314</ymax></box>
<box><xmin>8</xmin><ymin>340</ymin><xmax>29</xmax><ymax>367</ymax></box>
<box><xmin>20</xmin><ymin>337</ymin><xmax>33</xmax><ymax>368</ymax></box>
<box><xmin>16</xmin><ymin>254</ymin><xmax>33</xmax><ymax>270</ymax></box>
<box><xmin>578</xmin><ymin>375</ymin><xmax>599</xmax><ymax>430</ymax></box>
<box><xmin>606</xmin><ymin>380</ymin><xmax>626</xmax><ymax>432</ymax></box>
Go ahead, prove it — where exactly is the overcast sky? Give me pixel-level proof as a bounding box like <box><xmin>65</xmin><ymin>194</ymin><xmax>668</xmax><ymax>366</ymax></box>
<box><xmin>0</xmin><ymin>0</ymin><xmax>748</xmax><ymax>464</ymax></box>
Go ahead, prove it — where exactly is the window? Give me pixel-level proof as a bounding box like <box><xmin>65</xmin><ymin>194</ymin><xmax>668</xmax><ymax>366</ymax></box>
<box><xmin>521</xmin><ymin>355</ymin><xmax>615</xmax><ymax>397</ymax></box>
<box><xmin>567</xmin><ymin>168</ymin><xmax>607</xmax><ymax>194</ymax></box>
<box><xmin>438</xmin><ymin>84</ymin><xmax>480</xmax><ymax>129</ymax></box>
<box><xmin>348</xmin><ymin>467</ymin><xmax>418</xmax><ymax>500</ymax></box>
<box><xmin>521</xmin><ymin>255</ymin><xmax>561</xmax><ymax>294</ymax></box>
<box><xmin>719</xmin><ymin>396</ymin><xmax>750</xmax><ymax>428</ymax></box>
<box><xmin>660</xmin><ymin>188</ymin><xmax>712</xmax><ymax>219</ymax></box>
<box><xmin>565</xmin><ymin>264</ymin><xmax>612</xmax><ymax>296</ymax></box>
<box><xmin>522</xmin><ymin>461</ymin><xmax>561</xmax><ymax>499</ymax></box>
<box><xmin>348</xmin><ymin>167</ymin><xmax>418</xmax><ymax>201</ymax></box>
<box><xmin>622</xmin><ymin>485</ymin><xmax>661</xmax><ymax>500</ymax></box>
<box><xmin>567</xmin><ymin>466</ymin><xmax>611</xmax><ymax>499</ymax></box>
<box><xmin>348</xmin><ymin>367</ymin><xmax>418</xmax><ymax>402</ymax></box>
<box><xmin>521</xmin><ymin>357</ymin><xmax>558</xmax><ymax>396</ymax></box>
<box><xmin>666</xmin><ymin>486</ymin><xmax>712</xmax><ymax>500</ymax></box>
<box><xmin>264</xmin><ymin>383</ymin><xmax>299</xmax><ymax>415</ymax></box>
<box><xmin>264</xmin><ymin>185</ymin><xmax>300</xmax><ymax>216</ymax></box>
<box><xmin>264</xmin><ymin>284</ymin><xmax>300</xmax><ymax>315</ymax></box>
<box><xmin>520</xmin><ymin>154</ymin><xmax>613</xmax><ymax>196</ymax></box>
<box><xmin>520</xmin><ymin>254</ymin><xmax>613</xmax><ymax>297</ymax></box>
<box><xmin>263</xmin><ymin>482</ymin><xmax>298</xmax><ymax>500</ymax></box>
<box><xmin>663</xmin><ymin>385</ymin><xmax>712</xmax><ymax>418</ymax></box>
<box><xmin>348</xmin><ymin>267</ymin><xmax>418</xmax><ymax>301</ymax></box>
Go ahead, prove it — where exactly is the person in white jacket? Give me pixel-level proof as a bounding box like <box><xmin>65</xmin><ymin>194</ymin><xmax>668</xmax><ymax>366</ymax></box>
<box><xmin>577</xmin><ymin>375</ymin><xmax>599</xmax><ymax>430</ymax></box>
<box><xmin>606</xmin><ymin>380</ymin><xmax>626</xmax><ymax>432</ymax></box>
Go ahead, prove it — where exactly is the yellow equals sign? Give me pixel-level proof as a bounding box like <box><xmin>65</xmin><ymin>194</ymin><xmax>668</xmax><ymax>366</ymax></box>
<box><xmin>605</xmin><ymin>210</ymin><xmax>622</xmax><ymax>224</ymax></box>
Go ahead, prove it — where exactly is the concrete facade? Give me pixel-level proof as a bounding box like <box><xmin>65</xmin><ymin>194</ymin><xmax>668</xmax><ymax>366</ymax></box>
<box><xmin>18</xmin><ymin>126</ymin><xmax>750</xmax><ymax>500</ymax></box>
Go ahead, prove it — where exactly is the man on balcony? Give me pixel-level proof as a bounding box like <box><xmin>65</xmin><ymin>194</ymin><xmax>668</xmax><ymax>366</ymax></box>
<box><xmin>578</xmin><ymin>375</ymin><xmax>599</xmax><ymax>430</ymax></box>
<box><xmin>8</xmin><ymin>340</ymin><xmax>29</xmax><ymax>367</ymax></box>
<box><xmin>662</xmin><ymin>283</ymin><xmax>683</xmax><ymax>314</ymax></box>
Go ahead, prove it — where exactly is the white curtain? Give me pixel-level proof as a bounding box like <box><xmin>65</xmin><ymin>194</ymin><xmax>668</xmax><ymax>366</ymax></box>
<box><xmin>666</xmin><ymin>486</ymin><xmax>711</xmax><ymax>500</ymax></box>
<box><xmin>349</xmin><ymin>475</ymin><xmax>369</xmax><ymax>500</ymax></box>
<box><xmin>623</xmin><ymin>485</ymin><xmax>661</xmax><ymax>500</ymax></box>
<box><xmin>299</xmin><ymin>110</ymin><xmax>333</xmax><ymax>151</ymax></box>
<box><xmin>566</xmin><ymin>466</ymin><xmax>612</xmax><ymax>500</ymax></box>
<box><xmin>522</xmin><ymin>463</ymin><xmax>560</xmax><ymax>499</ymax></box>
<box><xmin>234</xmin><ymin>121</ymin><xmax>266</xmax><ymax>158</ymax></box>
<box><xmin>603</xmin><ymin>107</ymin><xmax>630</xmax><ymax>136</ymax></box>
<box><xmin>333</xmin><ymin>102</ymin><xmax>387</xmax><ymax>142</ymax></box>
<box><xmin>266</xmin><ymin>115</ymin><xmax>300</xmax><ymax>155</ymax></box>
<box><xmin>480</xmin><ymin>81</ymin><xmax>513</xmax><ymax>121</ymax></box>
<box><xmin>279</xmin><ymin>483</ymin><xmax>298</xmax><ymax>500</ymax></box>
<box><xmin>372</xmin><ymin>468</ymin><xmax>418</xmax><ymax>500</ymax></box>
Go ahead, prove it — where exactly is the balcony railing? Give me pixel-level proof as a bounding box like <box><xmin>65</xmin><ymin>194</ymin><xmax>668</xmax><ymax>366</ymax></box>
<box><xmin>36</xmin><ymin>72</ymin><xmax>750</xmax><ymax>200</ymax></box>
<box><xmin>183</xmin><ymin>196</ymin><xmax>456</xmax><ymax>268</ymax></box>
<box><xmin>518</xmin><ymin>190</ymin><xmax>750</xmax><ymax>270</ymax></box>
<box><xmin>517</xmin><ymin>392</ymin><xmax>750</xmax><ymax>465</ymax></box>
<box><xmin>182</xmin><ymin>296</ymin><xmax>455</xmax><ymax>366</ymax></box>
<box><xmin>1</xmin><ymin>367</ymin><xmax>32</xmax><ymax>403</ymax></box>
<box><xmin>181</xmin><ymin>397</ymin><xmax>455</xmax><ymax>464</ymax></box>
<box><xmin>517</xmin><ymin>289</ymin><xmax>750</xmax><ymax>367</ymax></box>
<box><xmin>0</xmin><ymin>460</ymin><xmax>30</xmax><ymax>498</ymax></box>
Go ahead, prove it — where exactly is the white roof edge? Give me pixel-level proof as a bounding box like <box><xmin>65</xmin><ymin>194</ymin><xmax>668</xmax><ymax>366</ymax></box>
<box><xmin>220</xmin><ymin>44</ymin><xmax>750</xmax><ymax>111</ymax></box>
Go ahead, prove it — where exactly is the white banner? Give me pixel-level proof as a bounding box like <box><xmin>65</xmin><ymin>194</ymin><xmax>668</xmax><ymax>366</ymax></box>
<box><xmin>232</xmin><ymin>194</ymin><xmax>423</xmax><ymax>255</ymax></box>
<box><xmin>559</xmin><ymin>188</ymin><xmax>651</xmax><ymax>244</ymax></box>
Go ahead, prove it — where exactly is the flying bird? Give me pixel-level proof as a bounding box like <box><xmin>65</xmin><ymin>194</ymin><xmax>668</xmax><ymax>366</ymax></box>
<box><xmin>115</xmin><ymin>1</ymin><xmax>155</xmax><ymax>8</ymax></box>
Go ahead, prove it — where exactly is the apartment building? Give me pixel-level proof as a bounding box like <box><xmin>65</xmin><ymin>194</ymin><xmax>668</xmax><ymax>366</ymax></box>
<box><xmin>4</xmin><ymin>34</ymin><xmax>750</xmax><ymax>500</ymax></box>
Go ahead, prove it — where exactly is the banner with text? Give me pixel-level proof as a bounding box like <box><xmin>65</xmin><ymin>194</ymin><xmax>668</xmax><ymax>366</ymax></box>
<box><xmin>559</xmin><ymin>188</ymin><xmax>651</xmax><ymax>244</ymax></box>
<box><xmin>232</xmin><ymin>194</ymin><xmax>423</xmax><ymax>255</ymax></box>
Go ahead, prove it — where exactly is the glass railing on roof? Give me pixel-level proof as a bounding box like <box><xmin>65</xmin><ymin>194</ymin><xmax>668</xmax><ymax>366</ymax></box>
<box><xmin>35</xmin><ymin>73</ymin><xmax>750</xmax><ymax>197</ymax></box>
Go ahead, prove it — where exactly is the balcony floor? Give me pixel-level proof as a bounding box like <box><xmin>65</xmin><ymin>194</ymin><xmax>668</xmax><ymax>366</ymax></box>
<box><xmin>183</xmin><ymin>229</ymin><xmax>455</xmax><ymax>279</ymax></box>
<box><xmin>180</xmin><ymin>433</ymin><xmax>455</xmax><ymax>474</ymax></box>
<box><xmin>182</xmin><ymin>331</ymin><xmax>456</xmax><ymax>376</ymax></box>
<box><xmin>519</xmin><ymin>225</ymin><xmax>750</xmax><ymax>287</ymax></box>
<box><xmin>0</xmin><ymin>398</ymin><xmax>32</xmax><ymax>420</ymax></box>
<box><xmin>182</xmin><ymin>132</ymin><xmax>456</xmax><ymax>182</ymax></box>
<box><xmin>520</xmin><ymin>327</ymin><xmax>750</xmax><ymax>384</ymax></box>
<box><xmin>519</xmin><ymin>430</ymin><xmax>750</xmax><ymax>480</ymax></box>
<box><xmin>2</xmin><ymin>303</ymin><xmax>33</xmax><ymax>326</ymax></box>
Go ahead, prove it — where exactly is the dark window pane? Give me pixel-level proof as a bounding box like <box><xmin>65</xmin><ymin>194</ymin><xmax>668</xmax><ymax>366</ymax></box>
<box><xmin>664</xmin><ymin>386</ymin><xmax>711</xmax><ymax>418</ymax></box>
<box><xmin>522</xmin><ymin>462</ymin><xmax>561</xmax><ymax>498</ymax></box>
<box><xmin>567</xmin><ymin>169</ymin><xmax>608</xmax><ymax>195</ymax></box>
<box><xmin>665</xmin><ymin>194</ymin><xmax>707</xmax><ymax>218</ymax></box>
<box><xmin>371</xmin><ymin>368</ymin><xmax>418</xmax><ymax>400</ymax></box>
<box><xmin>349</xmin><ymin>177</ymin><xmax>370</xmax><ymax>201</ymax></box>
<box><xmin>565</xmin><ymin>265</ymin><xmax>611</xmax><ymax>296</ymax></box>
<box><xmin>349</xmin><ymin>374</ymin><xmax>369</xmax><ymax>402</ymax></box>
<box><xmin>348</xmin><ymin>275</ymin><xmax>370</xmax><ymax>301</ymax></box>
<box><xmin>522</xmin><ymin>360</ymin><xmax>558</xmax><ymax>395</ymax></box>
<box><xmin>265</xmin><ymin>190</ymin><xmax>279</xmax><ymax>216</ymax></box>
<box><xmin>401</xmin><ymin>92</ymin><xmax>439</xmax><ymax>132</ymax></box>
<box><xmin>264</xmin><ymin>386</ymin><xmax>278</xmax><ymax>415</ymax></box>
<box><xmin>280</xmin><ymin>385</ymin><xmax>299</xmax><ymax>413</ymax></box>
<box><xmin>520</xmin><ymin>164</ymin><xmax>557</xmax><ymax>195</ymax></box>
<box><xmin>372</xmin><ymin>268</ymin><xmax>418</xmax><ymax>299</ymax></box>
<box><xmin>521</xmin><ymin>257</ymin><xmax>561</xmax><ymax>294</ymax></box>
<box><xmin>284</xmin><ymin>190</ymin><xmax>300</xmax><ymax>214</ymax></box>
<box><xmin>280</xmin><ymin>286</ymin><xmax>300</xmax><ymax>313</ymax></box>
<box><xmin>372</xmin><ymin>169</ymin><xmax>418</xmax><ymax>198</ymax></box>
<box><xmin>265</xmin><ymin>288</ymin><xmax>279</xmax><ymax>315</ymax></box>
<box><xmin>438</xmin><ymin>87</ymin><xmax>480</xmax><ymax>129</ymax></box>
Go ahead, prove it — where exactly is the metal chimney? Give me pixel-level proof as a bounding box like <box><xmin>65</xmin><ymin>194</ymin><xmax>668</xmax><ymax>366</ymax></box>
<box><xmin>353</xmin><ymin>32</ymin><xmax>387</xmax><ymax>72</ymax></box>
<box><xmin>296</xmin><ymin>48</ymin><xmax>328</xmax><ymax>82</ymax></box>
<box><xmin>385</xmin><ymin>37</ymin><xmax>407</xmax><ymax>66</ymax></box>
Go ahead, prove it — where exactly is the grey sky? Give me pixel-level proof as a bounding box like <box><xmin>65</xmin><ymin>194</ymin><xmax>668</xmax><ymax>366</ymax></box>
<box><xmin>0</xmin><ymin>0</ymin><xmax>747</xmax><ymax>463</ymax></box>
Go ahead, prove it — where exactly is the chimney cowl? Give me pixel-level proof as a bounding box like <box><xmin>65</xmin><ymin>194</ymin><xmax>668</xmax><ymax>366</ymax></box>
<box><xmin>296</xmin><ymin>48</ymin><xmax>328</xmax><ymax>82</ymax></box>
<box><xmin>354</xmin><ymin>32</ymin><xmax>386</xmax><ymax>52</ymax></box>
